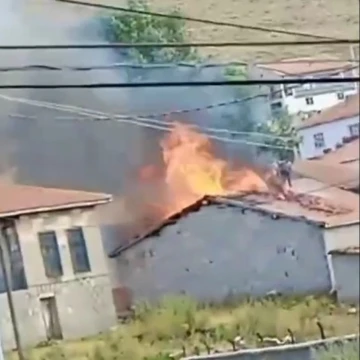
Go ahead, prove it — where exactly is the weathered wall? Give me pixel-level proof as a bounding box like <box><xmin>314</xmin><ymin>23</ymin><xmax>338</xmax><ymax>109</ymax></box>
<box><xmin>0</xmin><ymin>208</ymin><xmax>117</xmax><ymax>351</ymax></box>
<box><xmin>323</xmin><ymin>224</ymin><xmax>359</xmax><ymax>291</ymax></box>
<box><xmin>113</xmin><ymin>204</ymin><xmax>331</xmax><ymax>302</ymax></box>
<box><xmin>183</xmin><ymin>334</ymin><xmax>359</xmax><ymax>360</ymax></box>
<box><xmin>331</xmin><ymin>254</ymin><xmax>360</xmax><ymax>303</ymax></box>
<box><xmin>0</xmin><ymin>274</ymin><xmax>114</xmax><ymax>351</ymax></box>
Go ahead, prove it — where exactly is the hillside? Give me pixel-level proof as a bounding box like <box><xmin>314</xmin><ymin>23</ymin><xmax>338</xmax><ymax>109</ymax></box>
<box><xmin>147</xmin><ymin>0</ymin><xmax>359</xmax><ymax>61</ymax></box>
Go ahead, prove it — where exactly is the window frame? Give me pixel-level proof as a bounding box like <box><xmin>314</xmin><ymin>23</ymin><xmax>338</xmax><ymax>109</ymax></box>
<box><xmin>38</xmin><ymin>231</ymin><xmax>63</xmax><ymax>279</ymax></box>
<box><xmin>66</xmin><ymin>227</ymin><xmax>91</xmax><ymax>274</ymax></box>
<box><xmin>337</xmin><ymin>92</ymin><xmax>344</xmax><ymax>100</ymax></box>
<box><xmin>305</xmin><ymin>97</ymin><xmax>314</xmax><ymax>105</ymax></box>
<box><xmin>313</xmin><ymin>132</ymin><xmax>325</xmax><ymax>149</ymax></box>
<box><xmin>348</xmin><ymin>123</ymin><xmax>359</xmax><ymax>137</ymax></box>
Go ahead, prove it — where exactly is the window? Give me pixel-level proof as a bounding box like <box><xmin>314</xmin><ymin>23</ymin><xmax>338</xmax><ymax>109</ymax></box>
<box><xmin>67</xmin><ymin>228</ymin><xmax>91</xmax><ymax>274</ymax></box>
<box><xmin>305</xmin><ymin>97</ymin><xmax>314</xmax><ymax>105</ymax></box>
<box><xmin>38</xmin><ymin>231</ymin><xmax>63</xmax><ymax>278</ymax></box>
<box><xmin>0</xmin><ymin>227</ymin><xmax>27</xmax><ymax>293</ymax></box>
<box><xmin>313</xmin><ymin>133</ymin><xmax>325</xmax><ymax>148</ymax></box>
<box><xmin>337</xmin><ymin>92</ymin><xmax>344</xmax><ymax>100</ymax></box>
<box><xmin>349</xmin><ymin>123</ymin><xmax>360</xmax><ymax>137</ymax></box>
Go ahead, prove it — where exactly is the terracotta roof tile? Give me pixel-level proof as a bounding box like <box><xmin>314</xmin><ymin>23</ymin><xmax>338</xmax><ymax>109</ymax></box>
<box><xmin>297</xmin><ymin>94</ymin><xmax>360</xmax><ymax>130</ymax></box>
<box><xmin>220</xmin><ymin>178</ymin><xmax>359</xmax><ymax>228</ymax></box>
<box><xmin>0</xmin><ymin>183</ymin><xmax>111</xmax><ymax>218</ymax></box>
<box><xmin>256</xmin><ymin>58</ymin><xmax>356</xmax><ymax>76</ymax></box>
<box><xmin>320</xmin><ymin>138</ymin><xmax>359</xmax><ymax>164</ymax></box>
<box><xmin>293</xmin><ymin>159</ymin><xmax>359</xmax><ymax>190</ymax></box>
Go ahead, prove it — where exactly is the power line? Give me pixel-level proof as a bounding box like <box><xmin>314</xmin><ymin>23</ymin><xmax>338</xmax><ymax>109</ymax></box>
<box><xmin>55</xmin><ymin>0</ymin><xmax>339</xmax><ymax>40</ymax></box>
<box><xmin>1</xmin><ymin>77</ymin><xmax>359</xmax><ymax>89</ymax></box>
<box><xmin>10</xmin><ymin>113</ymin><xmax>294</xmax><ymax>150</ymax></box>
<box><xmin>9</xmin><ymin>113</ymin><xmax>292</xmax><ymax>141</ymax></box>
<box><xmin>0</xmin><ymin>40</ymin><xmax>358</xmax><ymax>50</ymax></box>
<box><xmin>0</xmin><ymin>61</ymin><xmax>358</xmax><ymax>73</ymax></box>
<box><xmin>0</xmin><ymin>94</ymin><xmax>294</xmax><ymax>149</ymax></box>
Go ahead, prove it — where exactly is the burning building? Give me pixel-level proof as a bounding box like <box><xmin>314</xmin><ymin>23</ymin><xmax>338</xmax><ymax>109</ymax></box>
<box><xmin>105</xmin><ymin>124</ymin><xmax>359</xmax><ymax>309</ymax></box>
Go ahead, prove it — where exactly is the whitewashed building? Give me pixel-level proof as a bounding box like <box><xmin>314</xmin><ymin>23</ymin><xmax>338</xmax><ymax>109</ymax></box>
<box><xmin>296</xmin><ymin>94</ymin><xmax>359</xmax><ymax>159</ymax></box>
<box><xmin>247</xmin><ymin>58</ymin><xmax>358</xmax><ymax>116</ymax></box>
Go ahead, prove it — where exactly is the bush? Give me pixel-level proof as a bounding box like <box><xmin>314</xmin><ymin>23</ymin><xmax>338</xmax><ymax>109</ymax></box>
<box><xmin>103</xmin><ymin>0</ymin><xmax>198</xmax><ymax>63</ymax></box>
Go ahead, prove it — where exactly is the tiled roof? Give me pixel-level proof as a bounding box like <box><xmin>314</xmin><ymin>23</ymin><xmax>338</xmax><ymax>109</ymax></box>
<box><xmin>328</xmin><ymin>246</ymin><xmax>360</xmax><ymax>255</ymax></box>
<box><xmin>256</xmin><ymin>58</ymin><xmax>356</xmax><ymax>76</ymax></box>
<box><xmin>0</xmin><ymin>182</ymin><xmax>112</xmax><ymax>218</ymax></box>
<box><xmin>320</xmin><ymin>138</ymin><xmax>359</xmax><ymax>164</ymax></box>
<box><xmin>293</xmin><ymin>158</ymin><xmax>359</xmax><ymax>190</ymax></box>
<box><xmin>297</xmin><ymin>94</ymin><xmax>360</xmax><ymax>130</ymax></box>
<box><xmin>109</xmin><ymin>178</ymin><xmax>359</xmax><ymax>257</ymax></box>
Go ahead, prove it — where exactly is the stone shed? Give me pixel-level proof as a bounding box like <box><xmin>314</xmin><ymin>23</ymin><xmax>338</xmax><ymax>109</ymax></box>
<box><xmin>108</xmin><ymin>178</ymin><xmax>359</xmax><ymax>306</ymax></box>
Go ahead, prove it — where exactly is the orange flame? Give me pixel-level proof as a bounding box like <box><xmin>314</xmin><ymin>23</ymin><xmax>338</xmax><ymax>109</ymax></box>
<box><xmin>155</xmin><ymin>122</ymin><xmax>269</xmax><ymax>215</ymax></box>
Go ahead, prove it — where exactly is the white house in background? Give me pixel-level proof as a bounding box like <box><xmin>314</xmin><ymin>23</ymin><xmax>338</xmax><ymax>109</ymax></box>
<box><xmin>296</xmin><ymin>94</ymin><xmax>359</xmax><ymax>159</ymax></box>
<box><xmin>247</xmin><ymin>58</ymin><xmax>358</xmax><ymax>116</ymax></box>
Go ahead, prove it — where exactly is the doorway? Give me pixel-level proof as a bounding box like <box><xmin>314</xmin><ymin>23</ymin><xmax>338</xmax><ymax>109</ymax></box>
<box><xmin>40</xmin><ymin>295</ymin><xmax>63</xmax><ymax>341</ymax></box>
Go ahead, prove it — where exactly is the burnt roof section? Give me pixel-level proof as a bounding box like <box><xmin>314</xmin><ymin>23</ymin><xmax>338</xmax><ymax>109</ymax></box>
<box><xmin>109</xmin><ymin>187</ymin><xmax>358</xmax><ymax>257</ymax></box>
<box><xmin>0</xmin><ymin>182</ymin><xmax>112</xmax><ymax>218</ymax></box>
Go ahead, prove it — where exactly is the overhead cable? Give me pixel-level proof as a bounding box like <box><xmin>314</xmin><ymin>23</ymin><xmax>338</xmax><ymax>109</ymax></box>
<box><xmin>1</xmin><ymin>77</ymin><xmax>359</xmax><ymax>89</ymax></box>
<box><xmin>55</xmin><ymin>0</ymin><xmax>339</xmax><ymax>40</ymax></box>
<box><xmin>0</xmin><ymin>62</ymin><xmax>358</xmax><ymax>73</ymax></box>
<box><xmin>0</xmin><ymin>94</ymin><xmax>294</xmax><ymax>150</ymax></box>
<box><xmin>0</xmin><ymin>39</ymin><xmax>359</xmax><ymax>50</ymax></box>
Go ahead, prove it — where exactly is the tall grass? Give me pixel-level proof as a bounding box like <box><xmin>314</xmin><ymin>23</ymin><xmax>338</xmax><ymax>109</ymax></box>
<box><xmin>6</xmin><ymin>295</ymin><xmax>359</xmax><ymax>360</ymax></box>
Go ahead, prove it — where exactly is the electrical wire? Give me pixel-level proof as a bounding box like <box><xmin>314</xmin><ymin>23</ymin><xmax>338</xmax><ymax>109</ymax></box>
<box><xmin>0</xmin><ymin>94</ymin><xmax>294</xmax><ymax>150</ymax></box>
<box><xmin>0</xmin><ymin>40</ymin><xmax>359</xmax><ymax>50</ymax></box>
<box><xmin>0</xmin><ymin>62</ymin><xmax>358</xmax><ymax>73</ymax></box>
<box><xmin>55</xmin><ymin>0</ymin><xmax>340</xmax><ymax>40</ymax></box>
<box><xmin>1</xmin><ymin>77</ymin><xmax>359</xmax><ymax>89</ymax></box>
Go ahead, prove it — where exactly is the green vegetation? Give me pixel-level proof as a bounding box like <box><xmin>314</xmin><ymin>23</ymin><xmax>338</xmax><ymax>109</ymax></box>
<box><xmin>256</xmin><ymin>112</ymin><xmax>300</xmax><ymax>160</ymax></box>
<box><xmin>6</xmin><ymin>296</ymin><xmax>359</xmax><ymax>360</ymax></box>
<box><xmin>103</xmin><ymin>0</ymin><xmax>198</xmax><ymax>63</ymax></box>
<box><xmin>315</xmin><ymin>341</ymin><xmax>359</xmax><ymax>360</ymax></box>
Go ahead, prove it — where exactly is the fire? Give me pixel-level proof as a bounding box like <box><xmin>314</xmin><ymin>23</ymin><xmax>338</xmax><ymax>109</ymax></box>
<box><xmin>156</xmin><ymin>122</ymin><xmax>269</xmax><ymax>214</ymax></box>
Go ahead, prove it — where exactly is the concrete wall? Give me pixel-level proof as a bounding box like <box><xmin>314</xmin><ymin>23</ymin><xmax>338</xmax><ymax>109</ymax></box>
<box><xmin>323</xmin><ymin>224</ymin><xmax>360</xmax><ymax>291</ymax></box>
<box><xmin>298</xmin><ymin>115</ymin><xmax>360</xmax><ymax>159</ymax></box>
<box><xmin>331</xmin><ymin>253</ymin><xmax>360</xmax><ymax>303</ymax></box>
<box><xmin>0</xmin><ymin>208</ymin><xmax>117</xmax><ymax>351</ymax></box>
<box><xmin>0</xmin><ymin>274</ymin><xmax>114</xmax><ymax>351</ymax></box>
<box><xmin>183</xmin><ymin>334</ymin><xmax>359</xmax><ymax>360</ymax></box>
<box><xmin>113</xmin><ymin>204</ymin><xmax>331</xmax><ymax>302</ymax></box>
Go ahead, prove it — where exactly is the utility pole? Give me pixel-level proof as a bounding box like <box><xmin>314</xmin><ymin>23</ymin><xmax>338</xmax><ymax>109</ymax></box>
<box><xmin>349</xmin><ymin>45</ymin><xmax>359</xmax><ymax>91</ymax></box>
<box><xmin>0</xmin><ymin>224</ymin><xmax>26</xmax><ymax>360</ymax></box>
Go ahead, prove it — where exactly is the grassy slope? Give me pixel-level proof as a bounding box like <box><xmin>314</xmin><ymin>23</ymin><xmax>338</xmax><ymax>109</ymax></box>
<box><xmin>7</xmin><ymin>296</ymin><xmax>359</xmax><ymax>360</ymax></box>
<box><xmin>147</xmin><ymin>0</ymin><xmax>359</xmax><ymax>61</ymax></box>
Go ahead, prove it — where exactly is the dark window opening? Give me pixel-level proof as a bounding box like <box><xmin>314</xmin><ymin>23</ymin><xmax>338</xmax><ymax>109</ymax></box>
<box><xmin>67</xmin><ymin>228</ymin><xmax>91</xmax><ymax>274</ymax></box>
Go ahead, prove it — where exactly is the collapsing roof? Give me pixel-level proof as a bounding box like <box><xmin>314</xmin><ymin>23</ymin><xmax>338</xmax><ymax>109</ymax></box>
<box><xmin>109</xmin><ymin>179</ymin><xmax>359</xmax><ymax>257</ymax></box>
<box><xmin>0</xmin><ymin>182</ymin><xmax>112</xmax><ymax>218</ymax></box>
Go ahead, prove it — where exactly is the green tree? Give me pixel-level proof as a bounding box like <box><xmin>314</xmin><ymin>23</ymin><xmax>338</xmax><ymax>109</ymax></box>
<box><xmin>256</xmin><ymin>112</ymin><xmax>300</xmax><ymax>161</ymax></box>
<box><xmin>103</xmin><ymin>0</ymin><xmax>198</xmax><ymax>63</ymax></box>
